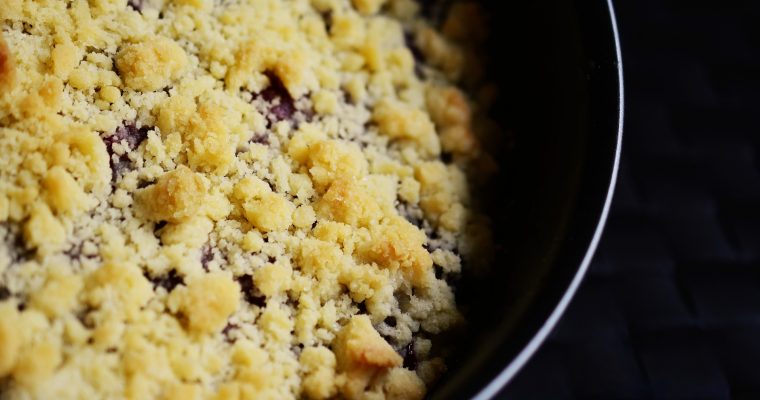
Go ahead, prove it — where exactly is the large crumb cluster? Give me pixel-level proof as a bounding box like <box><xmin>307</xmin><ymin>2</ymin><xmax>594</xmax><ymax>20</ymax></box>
<box><xmin>0</xmin><ymin>0</ymin><xmax>494</xmax><ymax>398</ymax></box>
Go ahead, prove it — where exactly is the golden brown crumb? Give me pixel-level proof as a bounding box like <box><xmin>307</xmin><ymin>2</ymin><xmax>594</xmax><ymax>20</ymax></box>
<box><xmin>23</xmin><ymin>203</ymin><xmax>66</xmax><ymax>249</ymax></box>
<box><xmin>334</xmin><ymin>315</ymin><xmax>402</xmax><ymax>369</ymax></box>
<box><xmin>415</xmin><ymin>26</ymin><xmax>464</xmax><ymax>80</ymax></box>
<box><xmin>0</xmin><ymin>302</ymin><xmax>20</xmax><ymax>376</ymax></box>
<box><xmin>373</xmin><ymin>99</ymin><xmax>441</xmax><ymax>156</ymax></box>
<box><xmin>382</xmin><ymin>367</ymin><xmax>426</xmax><ymax>400</ymax></box>
<box><xmin>359</xmin><ymin>216</ymin><xmax>434</xmax><ymax>286</ymax></box>
<box><xmin>170</xmin><ymin>273</ymin><xmax>241</xmax><ymax>335</ymax></box>
<box><xmin>243</xmin><ymin>191</ymin><xmax>295</xmax><ymax>232</ymax></box>
<box><xmin>440</xmin><ymin>125</ymin><xmax>479</xmax><ymax>156</ymax></box>
<box><xmin>300</xmin><ymin>347</ymin><xmax>338</xmax><ymax>399</ymax></box>
<box><xmin>116</xmin><ymin>37</ymin><xmax>188</xmax><ymax>92</ymax></box>
<box><xmin>352</xmin><ymin>0</ymin><xmax>388</xmax><ymax>15</ymax></box>
<box><xmin>0</xmin><ymin>32</ymin><xmax>15</xmax><ymax>90</ymax></box>
<box><xmin>50</xmin><ymin>43</ymin><xmax>81</xmax><ymax>79</ymax></box>
<box><xmin>426</xmin><ymin>85</ymin><xmax>472</xmax><ymax>128</ymax></box>
<box><xmin>30</xmin><ymin>270</ymin><xmax>83</xmax><ymax>318</ymax></box>
<box><xmin>42</xmin><ymin>166</ymin><xmax>90</xmax><ymax>215</ymax></box>
<box><xmin>334</xmin><ymin>315</ymin><xmax>405</xmax><ymax>399</ymax></box>
<box><xmin>305</xmin><ymin>139</ymin><xmax>368</xmax><ymax>192</ymax></box>
<box><xmin>316</xmin><ymin>178</ymin><xmax>383</xmax><ymax>227</ymax></box>
<box><xmin>136</xmin><ymin>166</ymin><xmax>207</xmax><ymax>222</ymax></box>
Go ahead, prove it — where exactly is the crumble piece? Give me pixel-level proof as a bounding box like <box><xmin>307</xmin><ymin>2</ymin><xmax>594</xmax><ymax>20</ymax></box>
<box><xmin>0</xmin><ymin>302</ymin><xmax>21</xmax><ymax>376</ymax></box>
<box><xmin>170</xmin><ymin>273</ymin><xmax>241</xmax><ymax>335</ymax></box>
<box><xmin>0</xmin><ymin>33</ymin><xmax>16</xmax><ymax>90</ymax></box>
<box><xmin>136</xmin><ymin>166</ymin><xmax>207</xmax><ymax>223</ymax></box>
<box><xmin>334</xmin><ymin>315</ymin><xmax>403</xmax><ymax>398</ymax></box>
<box><xmin>116</xmin><ymin>37</ymin><xmax>188</xmax><ymax>92</ymax></box>
<box><xmin>373</xmin><ymin>98</ymin><xmax>440</xmax><ymax>156</ymax></box>
<box><xmin>300</xmin><ymin>346</ymin><xmax>338</xmax><ymax>399</ymax></box>
<box><xmin>352</xmin><ymin>0</ymin><xmax>388</xmax><ymax>15</ymax></box>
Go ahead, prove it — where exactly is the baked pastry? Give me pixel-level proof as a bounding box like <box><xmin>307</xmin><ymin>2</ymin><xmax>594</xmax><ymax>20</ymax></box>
<box><xmin>0</xmin><ymin>0</ymin><xmax>492</xmax><ymax>398</ymax></box>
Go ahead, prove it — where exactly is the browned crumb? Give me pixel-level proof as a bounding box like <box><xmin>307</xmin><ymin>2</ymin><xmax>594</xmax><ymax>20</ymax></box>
<box><xmin>0</xmin><ymin>32</ymin><xmax>15</xmax><ymax>90</ymax></box>
<box><xmin>136</xmin><ymin>165</ymin><xmax>207</xmax><ymax>222</ymax></box>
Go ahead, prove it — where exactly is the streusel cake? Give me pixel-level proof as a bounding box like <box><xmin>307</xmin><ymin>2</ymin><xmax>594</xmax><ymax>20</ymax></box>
<box><xmin>0</xmin><ymin>0</ymin><xmax>494</xmax><ymax>398</ymax></box>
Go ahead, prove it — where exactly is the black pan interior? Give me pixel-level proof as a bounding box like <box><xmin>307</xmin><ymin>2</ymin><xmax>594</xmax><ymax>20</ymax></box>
<box><xmin>430</xmin><ymin>1</ymin><xmax>621</xmax><ymax>398</ymax></box>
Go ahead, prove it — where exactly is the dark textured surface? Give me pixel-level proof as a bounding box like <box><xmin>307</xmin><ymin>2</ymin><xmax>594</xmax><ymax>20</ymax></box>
<box><xmin>499</xmin><ymin>0</ymin><xmax>760</xmax><ymax>399</ymax></box>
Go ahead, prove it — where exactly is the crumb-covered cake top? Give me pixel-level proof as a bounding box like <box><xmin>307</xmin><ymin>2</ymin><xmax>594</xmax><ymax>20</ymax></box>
<box><xmin>0</xmin><ymin>0</ymin><xmax>493</xmax><ymax>398</ymax></box>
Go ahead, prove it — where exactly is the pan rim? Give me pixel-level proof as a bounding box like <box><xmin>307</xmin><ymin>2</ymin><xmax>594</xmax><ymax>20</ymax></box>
<box><xmin>472</xmin><ymin>0</ymin><xmax>624</xmax><ymax>398</ymax></box>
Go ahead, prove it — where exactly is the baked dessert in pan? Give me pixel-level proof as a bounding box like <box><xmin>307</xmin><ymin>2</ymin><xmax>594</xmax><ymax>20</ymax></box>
<box><xmin>0</xmin><ymin>0</ymin><xmax>497</xmax><ymax>398</ymax></box>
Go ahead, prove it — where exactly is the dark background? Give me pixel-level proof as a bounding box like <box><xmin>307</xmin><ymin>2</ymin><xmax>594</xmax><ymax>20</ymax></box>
<box><xmin>499</xmin><ymin>0</ymin><xmax>760</xmax><ymax>399</ymax></box>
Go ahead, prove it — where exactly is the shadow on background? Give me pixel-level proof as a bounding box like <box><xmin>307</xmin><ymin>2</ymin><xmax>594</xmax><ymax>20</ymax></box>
<box><xmin>500</xmin><ymin>0</ymin><xmax>760</xmax><ymax>399</ymax></box>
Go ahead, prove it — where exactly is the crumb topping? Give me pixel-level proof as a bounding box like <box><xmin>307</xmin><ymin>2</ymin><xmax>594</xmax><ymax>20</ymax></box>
<box><xmin>116</xmin><ymin>37</ymin><xmax>189</xmax><ymax>92</ymax></box>
<box><xmin>0</xmin><ymin>0</ymin><xmax>496</xmax><ymax>398</ymax></box>
<box><xmin>137</xmin><ymin>165</ymin><xmax>208</xmax><ymax>222</ymax></box>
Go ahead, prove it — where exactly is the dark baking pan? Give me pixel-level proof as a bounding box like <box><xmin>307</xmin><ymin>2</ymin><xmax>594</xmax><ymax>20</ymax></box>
<box><xmin>430</xmin><ymin>0</ymin><xmax>622</xmax><ymax>398</ymax></box>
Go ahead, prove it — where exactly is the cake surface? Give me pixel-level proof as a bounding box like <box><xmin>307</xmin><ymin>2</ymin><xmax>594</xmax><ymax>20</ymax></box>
<box><xmin>0</xmin><ymin>0</ymin><xmax>493</xmax><ymax>398</ymax></box>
